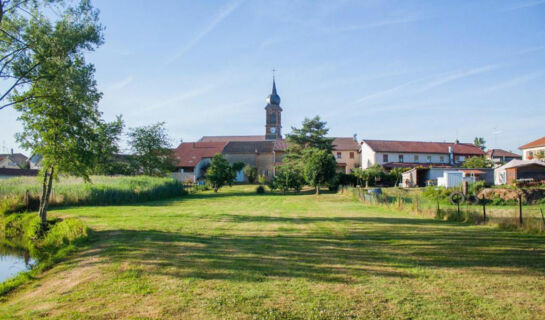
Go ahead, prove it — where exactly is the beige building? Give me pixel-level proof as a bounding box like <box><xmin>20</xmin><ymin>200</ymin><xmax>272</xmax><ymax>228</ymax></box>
<box><xmin>332</xmin><ymin>137</ymin><xmax>361</xmax><ymax>174</ymax></box>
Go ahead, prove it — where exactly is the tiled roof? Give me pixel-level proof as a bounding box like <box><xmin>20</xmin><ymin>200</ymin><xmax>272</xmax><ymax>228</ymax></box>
<box><xmin>486</xmin><ymin>149</ymin><xmax>522</xmax><ymax>158</ymax></box>
<box><xmin>519</xmin><ymin>136</ymin><xmax>545</xmax><ymax>150</ymax></box>
<box><xmin>199</xmin><ymin>135</ymin><xmax>266</xmax><ymax>142</ymax></box>
<box><xmin>222</xmin><ymin>141</ymin><xmax>275</xmax><ymax>154</ymax></box>
<box><xmin>0</xmin><ymin>153</ymin><xmax>28</xmax><ymax>167</ymax></box>
<box><xmin>382</xmin><ymin>162</ymin><xmax>455</xmax><ymax>169</ymax></box>
<box><xmin>332</xmin><ymin>137</ymin><xmax>360</xmax><ymax>151</ymax></box>
<box><xmin>498</xmin><ymin>159</ymin><xmax>545</xmax><ymax>170</ymax></box>
<box><xmin>172</xmin><ymin>142</ymin><xmax>227</xmax><ymax>168</ymax></box>
<box><xmin>363</xmin><ymin>139</ymin><xmax>484</xmax><ymax>155</ymax></box>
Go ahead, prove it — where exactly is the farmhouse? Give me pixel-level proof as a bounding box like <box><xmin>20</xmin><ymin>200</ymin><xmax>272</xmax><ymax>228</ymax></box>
<box><xmin>519</xmin><ymin>136</ymin><xmax>545</xmax><ymax>160</ymax></box>
<box><xmin>172</xmin><ymin>78</ymin><xmax>360</xmax><ymax>182</ymax></box>
<box><xmin>360</xmin><ymin>139</ymin><xmax>484</xmax><ymax>170</ymax></box>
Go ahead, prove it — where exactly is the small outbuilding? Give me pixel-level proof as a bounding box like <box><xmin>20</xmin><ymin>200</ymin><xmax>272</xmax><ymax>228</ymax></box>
<box><xmin>494</xmin><ymin>159</ymin><xmax>545</xmax><ymax>185</ymax></box>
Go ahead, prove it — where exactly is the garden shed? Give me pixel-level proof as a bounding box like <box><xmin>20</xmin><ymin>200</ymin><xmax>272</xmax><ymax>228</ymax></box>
<box><xmin>494</xmin><ymin>159</ymin><xmax>545</xmax><ymax>185</ymax></box>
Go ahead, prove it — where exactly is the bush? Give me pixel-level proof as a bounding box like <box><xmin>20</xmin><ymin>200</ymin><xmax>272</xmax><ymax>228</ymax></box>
<box><xmin>256</xmin><ymin>185</ymin><xmax>265</xmax><ymax>194</ymax></box>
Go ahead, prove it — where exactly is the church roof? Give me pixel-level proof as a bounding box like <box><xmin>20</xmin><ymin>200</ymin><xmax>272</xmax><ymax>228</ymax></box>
<box><xmin>266</xmin><ymin>78</ymin><xmax>281</xmax><ymax>105</ymax></box>
<box><xmin>199</xmin><ymin>135</ymin><xmax>266</xmax><ymax>142</ymax></box>
<box><xmin>223</xmin><ymin>141</ymin><xmax>275</xmax><ymax>154</ymax></box>
<box><xmin>172</xmin><ymin>142</ymin><xmax>227</xmax><ymax>168</ymax></box>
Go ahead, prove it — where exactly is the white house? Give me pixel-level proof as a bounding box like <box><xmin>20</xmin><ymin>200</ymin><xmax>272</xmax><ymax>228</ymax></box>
<box><xmin>360</xmin><ymin>139</ymin><xmax>485</xmax><ymax>170</ymax></box>
<box><xmin>519</xmin><ymin>136</ymin><xmax>545</xmax><ymax>161</ymax></box>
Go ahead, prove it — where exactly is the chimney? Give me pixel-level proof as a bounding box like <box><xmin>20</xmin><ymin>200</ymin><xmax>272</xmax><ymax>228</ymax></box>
<box><xmin>455</xmin><ymin>139</ymin><xmax>459</xmax><ymax>145</ymax></box>
<box><xmin>448</xmin><ymin>146</ymin><xmax>454</xmax><ymax>164</ymax></box>
<box><xmin>353</xmin><ymin>134</ymin><xmax>358</xmax><ymax>142</ymax></box>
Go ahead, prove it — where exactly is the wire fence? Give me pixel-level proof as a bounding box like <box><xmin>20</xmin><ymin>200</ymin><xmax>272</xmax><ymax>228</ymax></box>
<box><xmin>340</xmin><ymin>186</ymin><xmax>545</xmax><ymax>233</ymax></box>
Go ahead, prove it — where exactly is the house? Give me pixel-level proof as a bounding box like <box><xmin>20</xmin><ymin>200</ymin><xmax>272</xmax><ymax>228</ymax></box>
<box><xmin>0</xmin><ymin>152</ymin><xmax>29</xmax><ymax>169</ymax></box>
<box><xmin>519</xmin><ymin>136</ymin><xmax>545</xmax><ymax>161</ymax></box>
<box><xmin>494</xmin><ymin>159</ymin><xmax>545</xmax><ymax>185</ymax></box>
<box><xmin>332</xmin><ymin>136</ymin><xmax>361</xmax><ymax>174</ymax></box>
<box><xmin>485</xmin><ymin>149</ymin><xmax>522</xmax><ymax>166</ymax></box>
<box><xmin>172</xmin><ymin>142</ymin><xmax>227</xmax><ymax>182</ymax></box>
<box><xmin>361</xmin><ymin>139</ymin><xmax>484</xmax><ymax>170</ymax></box>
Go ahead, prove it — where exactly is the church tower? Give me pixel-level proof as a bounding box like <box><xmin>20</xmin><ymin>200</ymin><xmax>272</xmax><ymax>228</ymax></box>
<box><xmin>265</xmin><ymin>76</ymin><xmax>282</xmax><ymax>140</ymax></box>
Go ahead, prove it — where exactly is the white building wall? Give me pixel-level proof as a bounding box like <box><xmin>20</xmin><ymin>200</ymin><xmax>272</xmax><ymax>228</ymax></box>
<box><xmin>360</xmin><ymin>143</ymin><xmax>376</xmax><ymax>169</ymax></box>
<box><xmin>522</xmin><ymin>146</ymin><xmax>545</xmax><ymax>160</ymax></box>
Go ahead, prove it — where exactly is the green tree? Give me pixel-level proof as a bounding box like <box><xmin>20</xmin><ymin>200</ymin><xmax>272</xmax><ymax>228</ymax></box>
<box><xmin>10</xmin><ymin>0</ymin><xmax>104</xmax><ymax>227</ymax></box>
<box><xmin>353</xmin><ymin>165</ymin><xmax>387</xmax><ymax>187</ymax></box>
<box><xmin>243</xmin><ymin>165</ymin><xmax>258</xmax><ymax>183</ymax></box>
<box><xmin>206</xmin><ymin>154</ymin><xmax>234</xmax><ymax>192</ymax></box>
<box><xmin>273</xmin><ymin>165</ymin><xmax>304</xmax><ymax>194</ymax></box>
<box><xmin>285</xmin><ymin>116</ymin><xmax>333</xmax><ymax>164</ymax></box>
<box><xmin>229</xmin><ymin>162</ymin><xmax>245</xmax><ymax>185</ymax></box>
<box><xmin>92</xmin><ymin>116</ymin><xmax>124</xmax><ymax>175</ymax></box>
<box><xmin>462</xmin><ymin>156</ymin><xmax>493</xmax><ymax>168</ymax></box>
<box><xmin>128</xmin><ymin>122</ymin><xmax>174</xmax><ymax>176</ymax></box>
<box><xmin>474</xmin><ymin>137</ymin><xmax>486</xmax><ymax>150</ymax></box>
<box><xmin>302</xmin><ymin>148</ymin><xmax>337</xmax><ymax>195</ymax></box>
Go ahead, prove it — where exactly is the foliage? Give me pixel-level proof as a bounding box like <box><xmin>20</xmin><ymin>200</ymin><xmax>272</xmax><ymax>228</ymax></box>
<box><xmin>8</xmin><ymin>0</ymin><xmax>106</xmax><ymax>226</ymax></box>
<box><xmin>206</xmin><ymin>154</ymin><xmax>235</xmax><ymax>192</ymax></box>
<box><xmin>257</xmin><ymin>174</ymin><xmax>267</xmax><ymax>185</ymax></box>
<box><xmin>255</xmin><ymin>185</ymin><xmax>265</xmax><ymax>194</ymax></box>
<box><xmin>230</xmin><ymin>162</ymin><xmax>245</xmax><ymax>184</ymax></box>
<box><xmin>461</xmin><ymin>156</ymin><xmax>493</xmax><ymax>168</ymax></box>
<box><xmin>353</xmin><ymin>164</ymin><xmax>395</xmax><ymax>187</ymax></box>
<box><xmin>128</xmin><ymin>122</ymin><xmax>174</xmax><ymax>176</ymax></box>
<box><xmin>302</xmin><ymin>148</ymin><xmax>337</xmax><ymax>194</ymax></box>
<box><xmin>285</xmin><ymin>116</ymin><xmax>333</xmax><ymax>165</ymax></box>
<box><xmin>0</xmin><ymin>176</ymin><xmax>186</xmax><ymax>214</ymax></box>
<box><xmin>92</xmin><ymin>116</ymin><xmax>126</xmax><ymax>175</ymax></box>
<box><xmin>273</xmin><ymin>165</ymin><xmax>304</xmax><ymax>193</ymax></box>
<box><xmin>473</xmin><ymin>137</ymin><xmax>486</xmax><ymax>150</ymax></box>
<box><xmin>243</xmin><ymin>165</ymin><xmax>258</xmax><ymax>183</ymax></box>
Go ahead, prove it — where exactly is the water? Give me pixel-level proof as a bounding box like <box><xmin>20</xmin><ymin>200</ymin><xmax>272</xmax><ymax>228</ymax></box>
<box><xmin>0</xmin><ymin>245</ymin><xmax>35</xmax><ymax>283</ymax></box>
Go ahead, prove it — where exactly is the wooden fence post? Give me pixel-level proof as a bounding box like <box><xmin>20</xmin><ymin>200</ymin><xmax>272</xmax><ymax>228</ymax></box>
<box><xmin>540</xmin><ymin>208</ymin><xmax>545</xmax><ymax>228</ymax></box>
<box><xmin>481</xmin><ymin>195</ymin><xmax>486</xmax><ymax>223</ymax></box>
<box><xmin>518</xmin><ymin>194</ymin><xmax>523</xmax><ymax>226</ymax></box>
<box><xmin>436</xmin><ymin>193</ymin><xmax>440</xmax><ymax>215</ymax></box>
<box><xmin>397</xmin><ymin>190</ymin><xmax>401</xmax><ymax>209</ymax></box>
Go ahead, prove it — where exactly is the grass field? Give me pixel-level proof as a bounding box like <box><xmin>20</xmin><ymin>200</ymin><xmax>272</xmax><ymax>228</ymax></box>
<box><xmin>1</xmin><ymin>185</ymin><xmax>544</xmax><ymax>319</ymax></box>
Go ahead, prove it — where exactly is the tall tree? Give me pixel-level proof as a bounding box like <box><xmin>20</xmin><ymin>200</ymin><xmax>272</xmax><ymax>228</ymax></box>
<box><xmin>128</xmin><ymin>122</ymin><xmax>174</xmax><ymax>176</ymax></box>
<box><xmin>11</xmin><ymin>0</ymin><xmax>104</xmax><ymax>227</ymax></box>
<box><xmin>92</xmin><ymin>115</ymin><xmax>124</xmax><ymax>175</ymax></box>
<box><xmin>474</xmin><ymin>137</ymin><xmax>486</xmax><ymax>150</ymax></box>
<box><xmin>302</xmin><ymin>148</ymin><xmax>337</xmax><ymax>195</ymax></box>
<box><xmin>462</xmin><ymin>156</ymin><xmax>493</xmax><ymax>168</ymax></box>
<box><xmin>286</xmin><ymin>116</ymin><xmax>333</xmax><ymax>153</ymax></box>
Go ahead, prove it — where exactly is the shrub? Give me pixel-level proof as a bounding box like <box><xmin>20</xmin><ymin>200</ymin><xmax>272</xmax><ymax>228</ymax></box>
<box><xmin>256</xmin><ymin>185</ymin><xmax>265</xmax><ymax>194</ymax></box>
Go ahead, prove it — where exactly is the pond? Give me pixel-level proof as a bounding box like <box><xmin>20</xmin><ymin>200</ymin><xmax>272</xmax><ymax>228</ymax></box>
<box><xmin>0</xmin><ymin>244</ymin><xmax>35</xmax><ymax>283</ymax></box>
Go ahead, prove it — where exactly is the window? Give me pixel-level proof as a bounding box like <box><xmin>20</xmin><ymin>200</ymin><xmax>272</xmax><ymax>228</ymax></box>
<box><xmin>265</xmin><ymin>170</ymin><xmax>269</xmax><ymax>177</ymax></box>
<box><xmin>398</xmin><ymin>154</ymin><xmax>404</xmax><ymax>163</ymax></box>
<box><xmin>349</xmin><ymin>152</ymin><xmax>354</xmax><ymax>159</ymax></box>
<box><xmin>440</xmin><ymin>156</ymin><xmax>444</xmax><ymax>162</ymax></box>
<box><xmin>336</xmin><ymin>152</ymin><xmax>342</xmax><ymax>159</ymax></box>
<box><xmin>383</xmin><ymin>154</ymin><xmax>388</xmax><ymax>162</ymax></box>
<box><xmin>427</xmin><ymin>155</ymin><xmax>432</xmax><ymax>163</ymax></box>
<box><xmin>414</xmin><ymin>155</ymin><xmax>419</xmax><ymax>162</ymax></box>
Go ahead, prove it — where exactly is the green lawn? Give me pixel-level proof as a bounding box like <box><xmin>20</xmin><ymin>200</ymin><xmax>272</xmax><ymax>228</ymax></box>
<box><xmin>1</xmin><ymin>185</ymin><xmax>544</xmax><ymax>319</ymax></box>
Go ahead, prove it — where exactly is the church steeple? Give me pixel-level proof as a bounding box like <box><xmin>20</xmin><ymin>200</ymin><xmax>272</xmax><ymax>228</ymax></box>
<box><xmin>265</xmin><ymin>73</ymin><xmax>282</xmax><ymax>140</ymax></box>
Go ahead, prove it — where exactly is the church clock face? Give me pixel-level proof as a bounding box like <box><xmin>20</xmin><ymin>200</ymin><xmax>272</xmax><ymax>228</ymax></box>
<box><xmin>270</xmin><ymin>127</ymin><xmax>276</xmax><ymax>134</ymax></box>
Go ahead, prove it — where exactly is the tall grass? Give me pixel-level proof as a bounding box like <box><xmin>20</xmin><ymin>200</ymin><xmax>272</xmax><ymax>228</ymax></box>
<box><xmin>0</xmin><ymin>175</ymin><xmax>186</xmax><ymax>215</ymax></box>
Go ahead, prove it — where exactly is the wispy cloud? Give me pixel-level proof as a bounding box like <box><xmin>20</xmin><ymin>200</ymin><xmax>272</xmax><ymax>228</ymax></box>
<box><xmin>107</xmin><ymin>76</ymin><xmax>133</xmax><ymax>91</ymax></box>
<box><xmin>334</xmin><ymin>15</ymin><xmax>425</xmax><ymax>33</ymax></box>
<box><xmin>416</xmin><ymin>65</ymin><xmax>498</xmax><ymax>92</ymax></box>
<box><xmin>503</xmin><ymin>0</ymin><xmax>545</xmax><ymax>11</ymax></box>
<box><xmin>144</xmin><ymin>85</ymin><xmax>215</xmax><ymax>111</ymax></box>
<box><xmin>354</xmin><ymin>79</ymin><xmax>418</xmax><ymax>104</ymax></box>
<box><xmin>165</xmin><ymin>0</ymin><xmax>245</xmax><ymax>65</ymax></box>
<box><xmin>480</xmin><ymin>71</ymin><xmax>544</xmax><ymax>93</ymax></box>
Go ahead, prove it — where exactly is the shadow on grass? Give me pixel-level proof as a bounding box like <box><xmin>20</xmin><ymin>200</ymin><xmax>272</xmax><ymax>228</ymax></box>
<box><xmin>65</xmin><ymin>219</ymin><xmax>545</xmax><ymax>285</ymax></box>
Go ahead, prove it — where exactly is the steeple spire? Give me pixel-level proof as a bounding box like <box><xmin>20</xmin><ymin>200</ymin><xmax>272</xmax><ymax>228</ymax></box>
<box><xmin>266</xmin><ymin>69</ymin><xmax>281</xmax><ymax>105</ymax></box>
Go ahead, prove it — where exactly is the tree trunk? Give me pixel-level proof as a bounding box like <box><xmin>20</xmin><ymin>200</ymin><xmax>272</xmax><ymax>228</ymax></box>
<box><xmin>315</xmin><ymin>186</ymin><xmax>320</xmax><ymax>195</ymax></box>
<box><xmin>38</xmin><ymin>167</ymin><xmax>54</xmax><ymax>228</ymax></box>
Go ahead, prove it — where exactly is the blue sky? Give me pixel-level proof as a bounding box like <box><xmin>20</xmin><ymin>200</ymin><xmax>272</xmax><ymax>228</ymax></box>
<box><xmin>1</xmin><ymin>0</ymin><xmax>544</xmax><ymax>154</ymax></box>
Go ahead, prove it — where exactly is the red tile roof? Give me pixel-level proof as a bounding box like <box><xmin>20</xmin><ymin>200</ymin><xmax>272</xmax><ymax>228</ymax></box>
<box><xmin>363</xmin><ymin>139</ymin><xmax>484</xmax><ymax>155</ymax></box>
<box><xmin>199</xmin><ymin>135</ymin><xmax>266</xmax><ymax>142</ymax></box>
<box><xmin>486</xmin><ymin>149</ymin><xmax>522</xmax><ymax>159</ymax></box>
<box><xmin>332</xmin><ymin>137</ymin><xmax>360</xmax><ymax>151</ymax></box>
<box><xmin>172</xmin><ymin>142</ymin><xmax>227</xmax><ymax>168</ymax></box>
<box><xmin>519</xmin><ymin>136</ymin><xmax>545</xmax><ymax>150</ymax></box>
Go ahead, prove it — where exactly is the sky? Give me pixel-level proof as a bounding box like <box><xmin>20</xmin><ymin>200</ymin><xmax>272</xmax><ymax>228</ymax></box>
<box><xmin>1</xmin><ymin>0</ymin><xmax>544</xmax><ymax>154</ymax></box>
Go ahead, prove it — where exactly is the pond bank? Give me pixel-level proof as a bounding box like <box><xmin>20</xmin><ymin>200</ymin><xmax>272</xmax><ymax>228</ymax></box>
<box><xmin>0</xmin><ymin>213</ymin><xmax>88</xmax><ymax>296</ymax></box>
